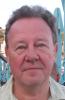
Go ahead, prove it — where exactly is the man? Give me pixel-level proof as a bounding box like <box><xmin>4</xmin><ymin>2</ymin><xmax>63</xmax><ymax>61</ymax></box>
<box><xmin>0</xmin><ymin>5</ymin><xmax>65</xmax><ymax>100</ymax></box>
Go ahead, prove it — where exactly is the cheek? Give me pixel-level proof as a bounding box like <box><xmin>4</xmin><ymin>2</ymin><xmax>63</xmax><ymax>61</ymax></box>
<box><xmin>8</xmin><ymin>54</ymin><xmax>24</xmax><ymax>73</ymax></box>
<box><xmin>9</xmin><ymin>58</ymin><xmax>20</xmax><ymax>73</ymax></box>
<box><xmin>40</xmin><ymin>53</ymin><xmax>55</xmax><ymax>72</ymax></box>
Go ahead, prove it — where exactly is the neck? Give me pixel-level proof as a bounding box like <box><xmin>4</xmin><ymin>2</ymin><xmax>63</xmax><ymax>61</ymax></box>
<box><xmin>13</xmin><ymin>79</ymin><xmax>50</xmax><ymax>100</ymax></box>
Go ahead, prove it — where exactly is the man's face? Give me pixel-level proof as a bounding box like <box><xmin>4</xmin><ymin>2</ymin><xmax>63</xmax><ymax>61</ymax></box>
<box><xmin>6</xmin><ymin>18</ymin><xmax>57</xmax><ymax>87</ymax></box>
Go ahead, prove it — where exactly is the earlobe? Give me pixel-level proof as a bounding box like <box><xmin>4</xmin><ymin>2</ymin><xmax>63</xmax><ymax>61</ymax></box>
<box><xmin>55</xmin><ymin>43</ymin><xmax>58</xmax><ymax>53</ymax></box>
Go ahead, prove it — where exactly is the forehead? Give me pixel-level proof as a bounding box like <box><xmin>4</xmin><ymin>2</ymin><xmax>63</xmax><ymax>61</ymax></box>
<box><xmin>8</xmin><ymin>17</ymin><xmax>52</xmax><ymax>41</ymax></box>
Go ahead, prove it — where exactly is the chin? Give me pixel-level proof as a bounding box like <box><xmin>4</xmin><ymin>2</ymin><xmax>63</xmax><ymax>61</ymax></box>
<box><xmin>20</xmin><ymin>75</ymin><xmax>46</xmax><ymax>88</ymax></box>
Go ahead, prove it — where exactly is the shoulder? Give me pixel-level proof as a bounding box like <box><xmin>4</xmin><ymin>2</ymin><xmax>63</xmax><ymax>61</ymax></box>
<box><xmin>49</xmin><ymin>77</ymin><xmax>65</xmax><ymax>99</ymax></box>
<box><xmin>0</xmin><ymin>76</ymin><xmax>13</xmax><ymax>100</ymax></box>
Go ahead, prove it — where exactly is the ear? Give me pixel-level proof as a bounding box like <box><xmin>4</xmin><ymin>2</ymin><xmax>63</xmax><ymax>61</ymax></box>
<box><xmin>54</xmin><ymin>43</ymin><xmax>58</xmax><ymax>58</ymax></box>
<box><xmin>5</xmin><ymin>46</ymin><xmax>9</xmax><ymax>63</ymax></box>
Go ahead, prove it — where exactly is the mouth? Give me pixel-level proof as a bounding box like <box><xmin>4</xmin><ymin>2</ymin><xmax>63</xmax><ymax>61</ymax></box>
<box><xmin>22</xmin><ymin>68</ymin><xmax>43</xmax><ymax>72</ymax></box>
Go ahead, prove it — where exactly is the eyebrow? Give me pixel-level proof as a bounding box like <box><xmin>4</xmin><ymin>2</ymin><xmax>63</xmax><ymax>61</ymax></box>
<box><xmin>36</xmin><ymin>38</ymin><xmax>48</xmax><ymax>43</ymax></box>
<box><xmin>16</xmin><ymin>40</ymin><xmax>26</xmax><ymax>44</ymax></box>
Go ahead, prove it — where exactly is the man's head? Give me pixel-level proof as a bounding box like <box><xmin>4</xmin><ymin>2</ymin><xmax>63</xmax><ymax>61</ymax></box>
<box><xmin>5</xmin><ymin>6</ymin><xmax>58</xmax><ymax>89</ymax></box>
<box><xmin>5</xmin><ymin>5</ymin><xmax>58</xmax><ymax>48</ymax></box>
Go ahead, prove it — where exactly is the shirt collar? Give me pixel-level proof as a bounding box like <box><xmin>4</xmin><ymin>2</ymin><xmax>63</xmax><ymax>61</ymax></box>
<box><xmin>9</xmin><ymin>76</ymin><xmax>65</xmax><ymax>100</ymax></box>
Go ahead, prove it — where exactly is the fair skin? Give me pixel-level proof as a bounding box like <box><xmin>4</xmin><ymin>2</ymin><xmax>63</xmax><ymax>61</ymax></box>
<box><xmin>5</xmin><ymin>18</ymin><xmax>57</xmax><ymax>100</ymax></box>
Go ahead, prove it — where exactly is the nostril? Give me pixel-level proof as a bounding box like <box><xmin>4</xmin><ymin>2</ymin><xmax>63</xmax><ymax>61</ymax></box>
<box><xmin>26</xmin><ymin>58</ymin><xmax>38</xmax><ymax>64</ymax></box>
<box><xmin>24</xmin><ymin>55</ymin><xmax>39</xmax><ymax>63</ymax></box>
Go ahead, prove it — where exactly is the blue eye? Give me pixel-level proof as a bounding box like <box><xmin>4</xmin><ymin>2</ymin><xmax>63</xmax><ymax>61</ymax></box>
<box><xmin>16</xmin><ymin>45</ymin><xmax>27</xmax><ymax>50</ymax></box>
<box><xmin>35</xmin><ymin>43</ymin><xmax>48</xmax><ymax>48</ymax></box>
<box><xmin>14</xmin><ymin>45</ymin><xmax>27</xmax><ymax>55</ymax></box>
<box><xmin>15</xmin><ymin>44</ymin><xmax>28</xmax><ymax>55</ymax></box>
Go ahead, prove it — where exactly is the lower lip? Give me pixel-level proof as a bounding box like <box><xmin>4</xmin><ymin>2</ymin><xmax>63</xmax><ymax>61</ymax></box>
<box><xmin>22</xmin><ymin>68</ymin><xmax>43</xmax><ymax>77</ymax></box>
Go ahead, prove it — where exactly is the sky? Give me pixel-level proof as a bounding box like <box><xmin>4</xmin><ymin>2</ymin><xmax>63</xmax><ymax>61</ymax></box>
<box><xmin>0</xmin><ymin>0</ymin><xmax>63</xmax><ymax>28</ymax></box>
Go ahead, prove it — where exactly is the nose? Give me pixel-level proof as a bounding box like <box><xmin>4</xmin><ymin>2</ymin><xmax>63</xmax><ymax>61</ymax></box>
<box><xmin>25</xmin><ymin>47</ymin><xmax>39</xmax><ymax>63</ymax></box>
